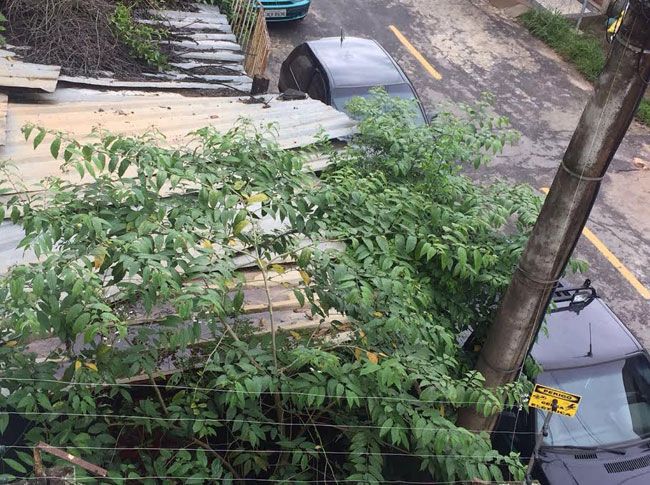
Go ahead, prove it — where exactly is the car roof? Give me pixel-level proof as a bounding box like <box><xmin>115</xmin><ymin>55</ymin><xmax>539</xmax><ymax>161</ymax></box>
<box><xmin>305</xmin><ymin>37</ymin><xmax>407</xmax><ymax>89</ymax></box>
<box><xmin>531</xmin><ymin>297</ymin><xmax>643</xmax><ymax>371</ymax></box>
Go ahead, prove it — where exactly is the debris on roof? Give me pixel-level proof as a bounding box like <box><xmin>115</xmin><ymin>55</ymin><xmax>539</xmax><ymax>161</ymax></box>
<box><xmin>0</xmin><ymin>47</ymin><xmax>60</xmax><ymax>92</ymax></box>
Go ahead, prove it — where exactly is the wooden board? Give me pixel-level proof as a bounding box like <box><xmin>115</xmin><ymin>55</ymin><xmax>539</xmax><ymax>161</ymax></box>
<box><xmin>0</xmin><ymin>59</ymin><xmax>60</xmax><ymax>92</ymax></box>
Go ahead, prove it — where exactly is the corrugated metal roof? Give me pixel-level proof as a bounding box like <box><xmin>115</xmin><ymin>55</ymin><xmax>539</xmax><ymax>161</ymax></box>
<box><xmin>24</xmin><ymin>266</ymin><xmax>347</xmax><ymax>362</ymax></box>
<box><xmin>60</xmin><ymin>4</ymin><xmax>252</xmax><ymax>91</ymax></box>
<box><xmin>0</xmin><ymin>90</ymin><xmax>356</xmax><ymax>191</ymax></box>
<box><xmin>0</xmin><ymin>48</ymin><xmax>60</xmax><ymax>92</ymax></box>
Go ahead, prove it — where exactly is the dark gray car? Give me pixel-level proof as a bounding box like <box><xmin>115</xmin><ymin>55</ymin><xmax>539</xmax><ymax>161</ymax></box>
<box><xmin>491</xmin><ymin>281</ymin><xmax>650</xmax><ymax>484</ymax></box>
<box><xmin>278</xmin><ymin>36</ymin><xmax>428</xmax><ymax>124</ymax></box>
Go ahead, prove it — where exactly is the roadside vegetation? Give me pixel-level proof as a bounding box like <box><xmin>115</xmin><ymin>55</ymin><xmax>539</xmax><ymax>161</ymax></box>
<box><xmin>0</xmin><ymin>92</ymin><xmax>540</xmax><ymax>482</ymax></box>
<box><xmin>520</xmin><ymin>8</ymin><xmax>650</xmax><ymax>126</ymax></box>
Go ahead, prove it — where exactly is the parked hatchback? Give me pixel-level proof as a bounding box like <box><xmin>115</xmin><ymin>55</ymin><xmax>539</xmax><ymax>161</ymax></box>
<box><xmin>488</xmin><ymin>281</ymin><xmax>650</xmax><ymax>484</ymax></box>
<box><xmin>279</xmin><ymin>37</ymin><xmax>428</xmax><ymax>124</ymax></box>
<box><xmin>261</xmin><ymin>0</ymin><xmax>311</xmax><ymax>21</ymax></box>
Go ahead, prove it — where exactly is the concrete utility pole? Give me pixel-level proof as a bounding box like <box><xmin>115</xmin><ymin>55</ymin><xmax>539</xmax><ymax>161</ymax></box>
<box><xmin>458</xmin><ymin>0</ymin><xmax>650</xmax><ymax>432</ymax></box>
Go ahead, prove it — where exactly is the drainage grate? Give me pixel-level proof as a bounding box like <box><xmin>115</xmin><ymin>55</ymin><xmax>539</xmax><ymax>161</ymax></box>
<box><xmin>604</xmin><ymin>455</ymin><xmax>650</xmax><ymax>474</ymax></box>
<box><xmin>575</xmin><ymin>453</ymin><xmax>598</xmax><ymax>460</ymax></box>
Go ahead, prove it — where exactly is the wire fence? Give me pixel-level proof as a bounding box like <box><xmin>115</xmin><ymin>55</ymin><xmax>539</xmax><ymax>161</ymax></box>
<box><xmin>0</xmin><ymin>376</ymin><xmax>528</xmax><ymax>408</ymax></box>
<box><xmin>5</xmin><ymin>478</ymin><xmax>508</xmax><ymax>484</ymax></box>
<box><xmin>0</xmin><ymin>445</ymin><xmax>533</xmax><ymax>460</ymax></box>
<box><xmin>3</xmin><ymin>411</ymin><xmax>537</xmax><ymax>435</ymax></box>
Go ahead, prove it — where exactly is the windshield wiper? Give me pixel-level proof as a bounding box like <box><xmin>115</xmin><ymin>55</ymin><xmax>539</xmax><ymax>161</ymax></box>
<box><xmin>544</xmin><ymin>445</ymin><xmax>626</xmax><ymax>455</ymax></box>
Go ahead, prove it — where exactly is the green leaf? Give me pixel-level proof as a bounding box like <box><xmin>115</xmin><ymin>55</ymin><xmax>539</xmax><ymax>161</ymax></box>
<box><xmin>233</xmin><ymin>219</ymin><xmax>249</xmax><ymax>236</ymax></box>
<box><xmin>293</xmin><ymin>288</ymin><xmax>305</xmax><ymax>307</ymax></box>
<box><xmin>0</xmin><ymin>413</ymin><xmax>8</xmax><ymax>434</ymax></box>
<box><xmin>379</xmin><ymin>418</ymin><xmax>393</xmax><ymax>438</ymax></box>
<box><xmin>2</xmin><ymin>458</ymin><xmax>27</xmax><ymax>474</ymax></box>
<box><xmin>32</xmin><ymin>274</ymin><xmax>45</xmax><ymax>297</ymax></box>
<box><xmin>297</xmin><ymin>248</ymin><xmax>312</xmax><ymax>267</ymax></box>
<box><xmin>22</xmin><ymin>124</ymin><xmax>34</xmax><ymax>141</ymax></box>
<box><xmin>405</xmin><ymin>235</ymin><xmax>417</xmax><ymax>254</ymax></box>
<box><xmin>50</xmin><ymin>137</ymin><xmax>61</xmax><ymax>159</ymax></box>
<box><xmin>118</xmin><ymin>158</ymin><xmax>130</xmax><ymax>177</ymax></box>
<box><xmin>33</xmin><ymin>128</ymin><xmax>46</xmax><ymax>149</ymax></box>
<box><xmin>457</xmin><ymin>246</ymin><xmax>467</xmax><ymax>267</ymax></box>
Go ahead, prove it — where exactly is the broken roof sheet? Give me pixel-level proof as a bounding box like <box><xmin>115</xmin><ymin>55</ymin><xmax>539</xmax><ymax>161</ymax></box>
<box><xmin>0</xmin><ymin>89</ymin><xmax>356</xmax><ymax>191</ymax></box>
<box><xmin>0</xmin><ymin>48</ymin><xmax>61</xmax><ymax>92</ymax></box>
<box><xmin>24</xmin><ymin>266</ymin><xmax>347</xmax><ymax>363</ymax></box>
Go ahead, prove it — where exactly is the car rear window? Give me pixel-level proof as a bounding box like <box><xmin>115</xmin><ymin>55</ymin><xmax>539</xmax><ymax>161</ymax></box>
<box><xmin>538</xmin><ymin>354</ymin><xmax>650</xmax><ymax>447</ymax></box>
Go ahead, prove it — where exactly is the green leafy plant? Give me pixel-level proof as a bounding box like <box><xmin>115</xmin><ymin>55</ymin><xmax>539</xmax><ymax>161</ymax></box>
<box><xmin>110</xmin><ymin>3</ymin><xmax>168</xmax><ymax>70</ymax></box>
<box><xmin>0</xmin><ymin>12</ymin><xmax>6</xmax><ymax>47</ymax></box>
<box><xmin>0</xmin><ymin>92</ymin><xmax>538</xmax><ymax>482</ymax></box>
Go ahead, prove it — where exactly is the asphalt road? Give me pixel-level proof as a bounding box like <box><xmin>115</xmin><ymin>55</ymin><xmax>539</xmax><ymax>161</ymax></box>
<box><xmin>265</xmin><ymin>0</ymin><xmax>650</xmax><ymax>348</ymax></box>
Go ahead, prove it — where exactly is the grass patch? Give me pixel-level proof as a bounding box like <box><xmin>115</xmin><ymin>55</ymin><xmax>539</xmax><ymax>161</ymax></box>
<box><xmin>636</xmin><ymin>99</ymin><xmax>650</xmax><ymax>125</ymax></box>
<box><xmin>520</xmin><ymin>8</ymin><xmax>605</xmax><ymax>81</ymax></box>
<box><xmin>520</xmin><ymin>8</ymin><xmax>650</xmax><ymax>126</ymax></box>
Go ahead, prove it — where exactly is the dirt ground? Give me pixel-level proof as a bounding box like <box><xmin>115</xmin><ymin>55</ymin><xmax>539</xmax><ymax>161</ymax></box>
<box><xmin>265</xmin><ymin>0</ymin><xmax>650</xmax><ymax>348</ymax></box>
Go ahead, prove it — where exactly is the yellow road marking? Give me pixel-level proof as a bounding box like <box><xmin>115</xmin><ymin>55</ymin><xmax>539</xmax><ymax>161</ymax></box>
<box><xmin>388</xmin><ymin>25</ymin><xmax>442</xmax><ymax>80</ymax></box>
<box><xmin>540</xmin><ymin>187</ymin><xmax>650</xmax><ymax>299</ymax></box>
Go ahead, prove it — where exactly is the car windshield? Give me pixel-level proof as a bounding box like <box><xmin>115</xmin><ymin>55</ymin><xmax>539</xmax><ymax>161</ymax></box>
<box><xmin>538</xmin><ymin>354</ymin><xmax>650</xmax><ymax>447</ymax></box>
<box><xmin>331</xmin><ymin>84</ymin><xmax>426</xmax><ymax>125</ymax></box>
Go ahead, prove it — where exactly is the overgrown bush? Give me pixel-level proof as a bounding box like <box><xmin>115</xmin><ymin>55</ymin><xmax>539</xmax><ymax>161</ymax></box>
<box><xmin>0</xmin><ymin>93</ymin><xmax>539</xmax><ymax>482</ymax></box>
<box><xmin>0</xmin><ymin>13</ymin><xmax>6</xmax><ymax>47</ymax></box>
<box><xmin>111</xmin><ymin>3</ymin><xmax>168</xmax><ymax>70</ymax></box>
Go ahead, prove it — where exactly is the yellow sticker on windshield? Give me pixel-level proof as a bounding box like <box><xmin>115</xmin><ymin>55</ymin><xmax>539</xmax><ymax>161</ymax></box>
<box><xmin>528</xmin><ymin>384</ymin><xmax>581</xmax><ymax>417</ymax></box>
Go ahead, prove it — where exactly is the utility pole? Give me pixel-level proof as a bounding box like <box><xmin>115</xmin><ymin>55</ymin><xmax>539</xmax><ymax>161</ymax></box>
<box><xmin>458</xmin><ymin>0</ymin><xmax>650</xmax><ymax>432</ymax></box>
